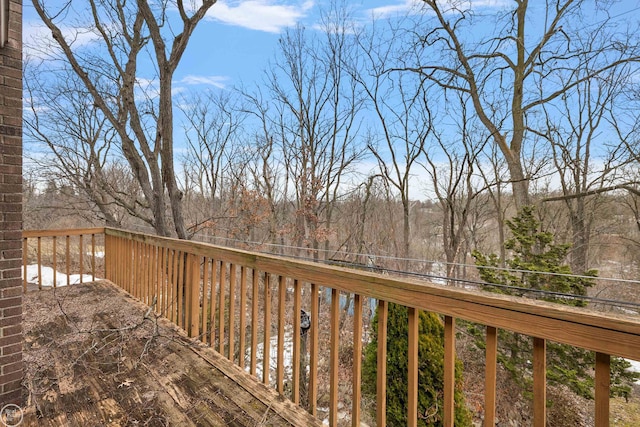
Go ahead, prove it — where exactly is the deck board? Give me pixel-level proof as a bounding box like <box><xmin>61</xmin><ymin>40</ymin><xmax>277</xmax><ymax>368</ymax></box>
<box><xmin>22</xmin><ymin>281</ymin><xmax>322</xmax><ymax>427</ymax></box>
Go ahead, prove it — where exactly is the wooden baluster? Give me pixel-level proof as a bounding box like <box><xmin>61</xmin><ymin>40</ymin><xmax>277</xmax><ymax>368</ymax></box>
<box><xmin>229</xmin><ymin>264</ymin><xmax>237</xmax><ymax>362</ymax></box>
<box><xmin>142</xmin><ymin>243</ymin><xmax>148</xmax><ymax>304</ymax></box>
<box><xmin>201</xmin><ymin>259</ymin><xmax>210</xmax><ymax>344</ymax></box>
<box><xmin>292</xmin><ymin>279</ymin><xmax>301</xmax><ymax>405</ymax></box>
<box><xmin>309</xmin><ymin>282</ymin><xmax>320</xmax><ymax>416</ymax></box>
<box><xmin>485</xmin><ymin>326</ymin><xmax>498</xmax><ymax>427</ymax></box>
<box><xmin>118</xmin><ymin>237</ymin><xmax>123</xmax><ymax>290</ymax></box>
<box><xmin>408</xmin><ymin>307</ymin><xmax>419</xmax><ymax>427</ymax></box>
<box><xmin>188</xmin><ymin>254</ymin><xmax>200</xmax><ymax>339</ymax></box>
<box><xmin>444</xmin><ymin>316</ymin><xmax>455</xmax><ymax>427</ymax></box>
<box><xmin>127</xmin><ymin>238</ymin><xmax>133</xmax><ymax>292</ymax></box>
<box><xmin>65</xmin><ymin>235</ymin><xmax>70</xmax><ymax>287</ymax></box>
<box><xmin>210</xmin><ymin>260</ymin><xmax>218</xmax><ymax>348</ymax></box>
<box><xmin>330</xmin><ymin>288</ymin><xmax>340</xmax><ymax>426</ymax></box>
<box><xmin>154</xmin><ymin>245</ymin><xmax>160</xmax><ymax>314</ymax></box>
<box><xmin>533</xmin><ymin>337</ymin><xmax>546</xmax><ymax>427</ymax></box>
<box><xmin>91</xmin><ymin>234</ymin><xmax>96</xmax><ymax>281</ymax></box>
<box><xmin>352</xmin><ymin>294</ymin><xmax>363</xmax><ymax>427</ymax></box>
<box><xmin>263</xmin><ymin>273</ymin><xmax>271</xmax><ymax>386</ymax></box>
<box><xmin>132</xmin><ymin>240</ymin><xmax>138</xmax><ymax>297</ymax></box>
<box><xmin>37</xmin><ymin>236</ymin><xmax>42</xmax><ymax>290</ymax></box>
<box><xmin>79</xmin><ymin>234</ymin><xmax>83</xmax><ymax>284</ymax></box>
<box><xmin>52</xmin><ymin>236</ymin><xmax>57</xmax><ymax>288</ymax></box>
<box><xmin>219</xmin><ymin>262</ymin><xmax>227</xmax><ymax>355</ymax></box>
<box><xmin>595</xmin><ymin>352</ymin><xmax>610</xmax><ymax>427</ymax></box>
<box><xmin>22</xmin><ymin>237</ymin><xmax>27</xmax><ymax>292</ymax></box>
<box><xmin>250</xmin><ymin>269</ymin><xmax>258</xmax><ymax>376</ymax></box>
<box><xmin>376</xmin><ymin>300</ymin><xmax>388</xmax><ymax>427</ymax></box>
<box><xmin>239</xmin><ymin>266</ymin><xmax>247</xmax><ymax>369</ymax></box>
<box><xmin>177</xmin><ymin>252</ymin><xmax>185</xmax><ymax>329</ymax></box>
<box><xmin>277</xmin><ymin>275</ymin><xmax>286</xmax><ymax>394</ymax></box>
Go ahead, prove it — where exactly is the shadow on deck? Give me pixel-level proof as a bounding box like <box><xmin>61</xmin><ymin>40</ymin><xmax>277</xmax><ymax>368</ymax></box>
<box><xmin>22</xmin><ymin>281</ymin><xmax>322</xmax><ymax>427</ymax></box>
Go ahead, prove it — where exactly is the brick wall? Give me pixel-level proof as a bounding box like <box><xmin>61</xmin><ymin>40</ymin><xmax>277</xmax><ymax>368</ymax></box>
<box><xmin>0</xmin><ymin>0</ymin><xmax>23</xmax><ymax>406</ymax></box>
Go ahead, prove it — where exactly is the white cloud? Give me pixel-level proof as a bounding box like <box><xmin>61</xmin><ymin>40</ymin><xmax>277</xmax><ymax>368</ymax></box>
<box><xmin>206</xmin><ymin>0</ymin><xmax>314</xmax><ymax>33</ymax></box>
<box><xmin>367</xmin><ymin>0</ymin><xmax>417</xmax><ymax>19</ymax></box>
<box><xmin>178</xmin><ymin>75</ymin><xmax>229</xmax><ymax>89</ymax></box>
<box><xmin>23</xmin><ymin>21</ymin><xmax>102</xmax><ymax>60</ymax></box>
<box><xmin>366</xmin><ymin>0</ymin><xmax>509</xmax><ymax>19</ymax></box>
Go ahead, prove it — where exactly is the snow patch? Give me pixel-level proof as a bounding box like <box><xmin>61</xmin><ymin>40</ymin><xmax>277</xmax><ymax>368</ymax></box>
<box><xmin>22</xmin><ymin>264</ymin><xmax>95</xmax><ymax>287</ymax></box>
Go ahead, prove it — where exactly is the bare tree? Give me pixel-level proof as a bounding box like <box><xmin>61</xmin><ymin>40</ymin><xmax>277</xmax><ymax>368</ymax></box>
<box><xmin>538</xmin><ymin>50</ymin><xmax>637</xmax><ymax>272</ymax></box>
<box><xmin>422</xmin><ymin>93</ymin><xmax>488</xmax><ymax>278</ymax></box>
<box><xmin>352</xmin><ymin>20</ymin><xmax>433</xmax><ymax>263</ymax></box>
<box><xmin>242</xmin><ymin>88</ymin><xmax>289</xmax><ymax>251</ymax></box>
<box><xmin>179</xmin><ymin>91</ymin><xmax>247</xmax><ymax>237</ymax></box>
<box><xmin>24</xmin><ymin>64</ymin><xmax>125</xmax><ymax>227</ymax></box>
<box><xmin>406</xmin><ymin>0</ymin><xmax>640</xmax><ymax>209</ymax></box>
<box><xmin>31</xmin><ymin>0</ymin><xmax>217</xmax><ymax>238</ymax></box>
<box><xmin>264</xmin><ymin>11</ymin><xmax>364</xmax><ymax>259</ymax></box>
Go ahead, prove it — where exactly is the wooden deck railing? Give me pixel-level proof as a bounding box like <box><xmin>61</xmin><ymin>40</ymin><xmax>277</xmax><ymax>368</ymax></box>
<box><xmin>24</xmin><ymin>227</ymin><xmax>640</xmax><ymax>426</ymax></box>
<box><xmin>22</xmin><ymin>228</ymin><xmax>105</xmax><ymax>291</ymax></box>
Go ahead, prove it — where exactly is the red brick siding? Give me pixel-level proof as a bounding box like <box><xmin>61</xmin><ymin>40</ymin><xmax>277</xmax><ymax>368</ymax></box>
<box><xmin>0</xmin><ymin>0</ymin><xmax>23</xmax><ymax>406</ymax></box>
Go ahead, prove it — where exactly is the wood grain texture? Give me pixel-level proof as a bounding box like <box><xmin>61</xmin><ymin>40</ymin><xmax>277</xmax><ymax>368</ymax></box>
<box><xmin>376</xmin><ymin>299</ymin><xmax>388</xmax><ymax>427</ymax></box>
<box><xmin>22</xmin><ymin>281</ymin><xmax>321</xmax><ymax>427</ymax></box>
<box><xmin>444</xmin><ymin>316</ymin><xmax>455</xmax><ymax>427</ymax></box>
<box><xmin>533</xmin><ymin>337</ymin><xmax>546</xmax><ymax>427</ymax></box>
<box><xmin>595</xmin><ymin>352</ymin><xmax>610</xmax><ymax>427</ymax></box>
<box><xmin>484</xmin><ymin>326</ymin><xmax>497</xmax><ymax>427</ymax></box>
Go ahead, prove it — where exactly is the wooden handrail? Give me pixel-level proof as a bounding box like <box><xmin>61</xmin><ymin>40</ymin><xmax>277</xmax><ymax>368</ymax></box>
<box><xmin>23</xmin><ymin>227</ymin><xmax>105</xmax><ymax>238</ymax></box>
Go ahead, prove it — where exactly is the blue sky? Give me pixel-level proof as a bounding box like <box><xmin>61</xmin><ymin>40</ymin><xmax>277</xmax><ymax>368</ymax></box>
<box><xmin>23</xmin><ymin>0</ymin><xmax>640</xmax><ymax>95</ymax></box>
<box><xmin>23</xmin><ymin>0</ymin><xmax>513</xmax><ymax>92</ymax></box>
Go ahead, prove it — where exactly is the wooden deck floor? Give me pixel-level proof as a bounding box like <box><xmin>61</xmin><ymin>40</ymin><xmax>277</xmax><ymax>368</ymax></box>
<box><xmin>22</xmin><ymin>281</ymin><xmax>322</xmax><ymax>427</ymax></box>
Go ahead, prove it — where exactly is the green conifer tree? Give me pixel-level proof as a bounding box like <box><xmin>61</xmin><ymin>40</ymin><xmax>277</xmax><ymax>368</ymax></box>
<box><xmin>472</xmin><ymin>206</ymin><xmax>638</xmax><ymax>399</ymax></box>
<box><xmin>362</xmin><ymin>304</ymin><xmax>471</xmax><ymax>426</ymax></box>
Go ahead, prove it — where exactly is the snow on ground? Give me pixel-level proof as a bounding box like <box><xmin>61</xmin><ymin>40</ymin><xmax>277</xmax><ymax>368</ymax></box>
<box><xmin>22</xmin><ymin>264</ymin><xmax>95</xmax><ymax>287</ymax></box>
<box><xmin>248</xmin><ymin>327</ymin><xmax>296</xmax><ymax>384</ymax></box>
